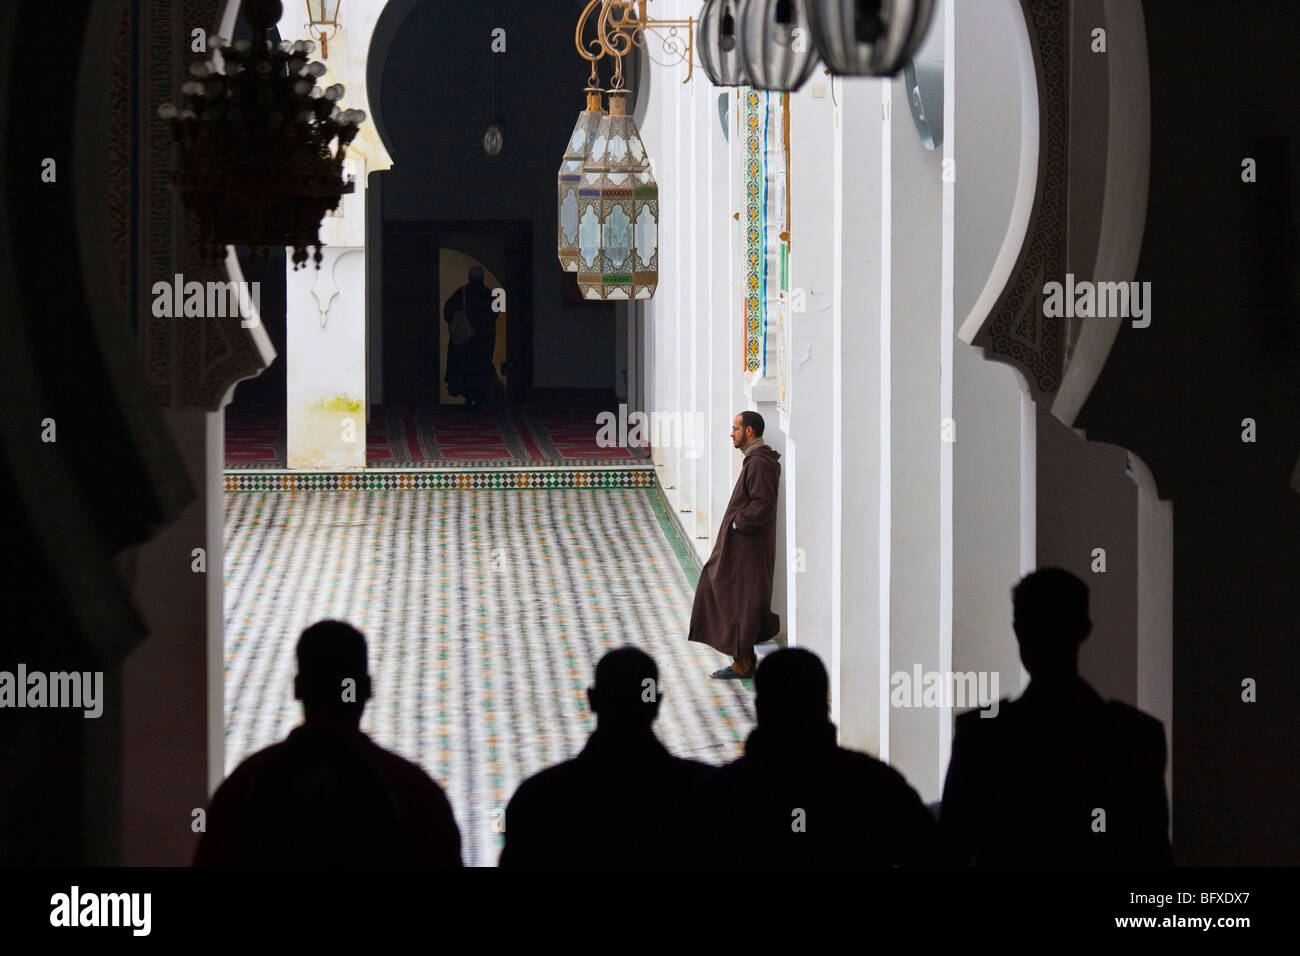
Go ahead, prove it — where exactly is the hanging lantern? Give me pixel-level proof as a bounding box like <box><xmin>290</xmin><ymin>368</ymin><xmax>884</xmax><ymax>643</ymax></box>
<box><xmin>736</xmin><ymin>0</ymin><xmax>820</xmax><ymax>92</ymax></box>
<box><xmin>557</xmin><ymin>87</ymin><xmax>605</xmax><ymax>272</ymax></box>
<box><xmin>806</xmin><ymin>0</ymin><xmax>936</xmax><ymax>76</ymax></box>
<box><xmin>305</xmin><ymin>0</ymin><xmax>343</xmax><ymax>60</ymax></box>
<box><xmin>576</xmin><ymin>87</ymin><xmax>658</xmax><ymax>301</ymax></box>
<box><xmin>698</xmin><ymin>0</ymin><xmax>750</xmax><ymax>87</ymax></box>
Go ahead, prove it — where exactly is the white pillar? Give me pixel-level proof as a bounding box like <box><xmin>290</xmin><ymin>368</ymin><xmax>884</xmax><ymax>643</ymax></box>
<box><xmin>279</xmin><ymin>3</ymin><xmax>391</xmax><ymax>470</ymax></box>
<box><xmin>885</xmin><ymin>64</ymin><xmax>947</xmax><ymax>799</ymax></box>
<box><xmin>785</xmin><ymin>80</ymin><xmax>836</xmax><ymax>665</ymax></box>
<box><xmin>832</xmin><ymin>76</ymin><xmax>890</xmax><ymax>751</ymax></box>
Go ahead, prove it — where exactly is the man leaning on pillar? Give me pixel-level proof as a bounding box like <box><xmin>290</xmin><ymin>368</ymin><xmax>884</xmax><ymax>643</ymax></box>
<box><xmin>687</xmin><ymin>410</ymin><xmax>782</xmax><ymax>680</ymax></box>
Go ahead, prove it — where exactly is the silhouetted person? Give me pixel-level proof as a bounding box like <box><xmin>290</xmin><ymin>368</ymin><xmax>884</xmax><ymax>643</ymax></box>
<box><xmin>940</xmin><ymin>568</ymin><xmax>1172</xmax><ymax>866</ymax></box>
<box><xmin>500</xmin><ymin>646</ymin><xmax>710</xmax><ymax>866</ymax></box>
<box><xmin>691</xmin><ymin>648</ymin><xmax>941</xmax><ymax>866</ymax></box>
<box><xmin>194</xmin><ymin>621</ymin><xmax>462</xmax><ymax>866</ymax></box>
<box><xmin>443</xmin><ymin>265</ymin><xmax>500</xmax><ymax>412</ymax></box>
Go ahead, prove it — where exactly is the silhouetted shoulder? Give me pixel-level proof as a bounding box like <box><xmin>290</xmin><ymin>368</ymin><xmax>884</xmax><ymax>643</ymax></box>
<box><xmin>953</xmin><ymin>698</ymin><xmax>1014</xmax><ymax>734</ymax></box>
<box><xmin>205</xmin><ymin>739</ymin><xmax>286</xmax><ymax>807</ymax></box>
<box><xmin>364</xmin><ymin>738</ymin><xmax>450</xmax><ymax>795</ymax></box>
<box><xmin>1105</xmin><ymin>700</ymin><xmax>1167</xmax><ymax>756</ymax></box>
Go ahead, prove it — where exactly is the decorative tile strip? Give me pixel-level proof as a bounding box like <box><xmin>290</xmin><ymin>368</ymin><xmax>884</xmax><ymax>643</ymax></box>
<box><xmin>223</xmin><ymin>468</ymin><xmax>658</xmax><ymax>492</ymax></box>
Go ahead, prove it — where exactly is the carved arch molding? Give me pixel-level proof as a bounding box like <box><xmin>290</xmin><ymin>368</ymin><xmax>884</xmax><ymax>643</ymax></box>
<box><xmin>969</xmin><ymin>0</ymin><xmax>1069</xmax><ymax>398</ymax></box>
<box><xmin>108</xmin><ymin>0</ymin><xmax>273</xmax><ymax>410</ymax></box>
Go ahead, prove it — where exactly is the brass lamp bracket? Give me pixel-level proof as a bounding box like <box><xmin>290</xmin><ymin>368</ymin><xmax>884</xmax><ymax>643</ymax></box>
<box><xmin>576</xmin><ymin>0</ymin><xmax>696</xmax><ymax>85</ymax></box>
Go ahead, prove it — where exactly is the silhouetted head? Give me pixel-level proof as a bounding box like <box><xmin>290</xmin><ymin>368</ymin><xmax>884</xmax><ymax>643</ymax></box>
<box><xmin>1011</xmin><ymin>568</ymin><xmax>1092</xmax><ymax>680</ymax></box>
<box><xmin>587</xmin><ymin>646</ymin><xmax>660</xmax><ymax>730</ymax></box>
<box><xmin>468</xmin><ymin>265</ymin><xmax>485</xmax><ymax>285</ymax></box>
<box><xmin>753</xmin><ymin>648</ymin><xmax>831</xmax><ymax>738</ymax></box>
<box><xmin>293</xmin><ymin>620</ymin><xmax>372</xmax><ymax>726</ymax></box>
<box><xmin>731</xmin><ymin>410</ymin><xmax>764</xmax><ymax>449</ymax></box>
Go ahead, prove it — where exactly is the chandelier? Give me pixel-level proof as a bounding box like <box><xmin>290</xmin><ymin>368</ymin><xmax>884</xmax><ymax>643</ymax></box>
<box><xmin>161</xmin><ymin>0</ymin><xmax>365</xmax><ymax>269</ymax></box>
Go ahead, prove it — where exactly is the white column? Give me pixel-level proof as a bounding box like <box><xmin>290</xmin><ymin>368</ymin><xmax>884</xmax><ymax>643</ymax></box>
<box><xmin>279</xmin><ymin>3</ymin><xmax>392</xmax><ymax>469</ymax></box>
<box><xmin>701</xmin><ymin>88</ymin><xmax>735</xmax><ymax>563</ymax></box>
<box><xmin>691</xmin><ymin>70</ymin><xmax>714</xmax><ymax>540</ymax></box>
<box><xmin>785</xmin><ymin>80</ymin><xmax>836</xmax><ymax>665</ymax></box>
<box><xmin>832</xmin><ymin>76</ymin><xmax>890</xmax><ymax>751</ymax></box>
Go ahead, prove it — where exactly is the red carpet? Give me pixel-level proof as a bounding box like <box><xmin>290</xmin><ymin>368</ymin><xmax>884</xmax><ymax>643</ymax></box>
<box><xmin>225</xmin><ymin>400</ymin><xmax>652</xmax><ymax>469</ymax></box>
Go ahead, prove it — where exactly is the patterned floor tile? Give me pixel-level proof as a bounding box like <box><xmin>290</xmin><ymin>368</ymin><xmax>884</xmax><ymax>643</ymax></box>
<box><xmin>222</xmin><ymin>488</ymin><xmax>753</xmax><ymax>866</ymax></box>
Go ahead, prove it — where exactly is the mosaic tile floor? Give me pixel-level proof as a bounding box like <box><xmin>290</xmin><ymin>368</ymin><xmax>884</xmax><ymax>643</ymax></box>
<box><xmin>223</xmin><ymin>487</ymin><xmax>754</xmax><ymax>866</ymax></box>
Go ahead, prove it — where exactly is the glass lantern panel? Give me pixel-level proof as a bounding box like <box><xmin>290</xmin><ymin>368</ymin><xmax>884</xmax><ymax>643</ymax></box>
<box><xmin>608</xmin><ymin>133</ymin><xmax>627</xmax><ymax>163</ymax></box>
<box><xmin>560</xmin><ymin>189</ymin><xmax>579</xmax><ymax>244</ymax></box>
<box><xmin>579</xmin><ymin>205</ymin><xmax>601</xmax><ymax>267</ymax></box>
<box><xmin>635</xmin><ymin>205</ymin><xmax>658</xmax><ymax>269</ymax></box>
<box><xmin>604</xmin><ymin>204</ymin><xmax>633</xmax><ymax>269</ymax></box>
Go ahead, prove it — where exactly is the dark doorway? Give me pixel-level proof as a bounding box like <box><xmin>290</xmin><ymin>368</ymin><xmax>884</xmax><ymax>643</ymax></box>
<box><xmin>380</xmin><ymin>219</ymin><xmax>533</xmax><ymax>405</ymax></box>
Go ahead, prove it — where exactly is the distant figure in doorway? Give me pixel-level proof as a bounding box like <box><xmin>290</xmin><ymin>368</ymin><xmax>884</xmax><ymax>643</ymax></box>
<box><xmin>193</xmin><ymin>620</ymin><xmax>462</xmax><ymax>867</ymax></box>
<box><xmin>688</xmin><ymin>410</ymin><xmax>781</xmax><ymax>679</ymax></box>
<box><xmin>500</xmin><ymin>646</ymin><xmax>711</xmax><ymax>866</ymax></box>
<box><xmin>691</xmin><ymin>648</ymin><xmax>941</xmax><ymax>866</ymax></box>
<box><xmin>940</xmin><ymin>568</ymin><xmax>1173</xmax><ymax>866</ymax></box>
<box><xmin>443</xmin><ymin>265</ymin><xmax>501</xmax><ymax>412</ymax></box>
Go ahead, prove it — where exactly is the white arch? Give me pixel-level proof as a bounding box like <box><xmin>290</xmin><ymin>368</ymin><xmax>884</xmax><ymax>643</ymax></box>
<box><xmin>955</xmin><ymin>0</ymin><xmax>1038</xmax><ymax>346</ymax></box>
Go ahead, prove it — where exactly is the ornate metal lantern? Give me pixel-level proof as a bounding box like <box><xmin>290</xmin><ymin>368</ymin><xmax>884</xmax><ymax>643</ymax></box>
<box><xmin>576</xmin><ymin>86</ymin><xmax>658</xmax><ymax>300</ymax></box>
<box><xmin>806</xmin><ymin>0</ymin><xmax>936</xmax><ymax>76</ymax></box>
<box><xmin>304</xmin><ymin>0</ymin><xmax>342</xmax><ymax>59</ymax></box>
<box><xmin>698</xmin><ymin>0</ymin><xmax>750</xmax><ymax>87</ymax></box>
<box><xmin>161</xmin><ymin>0</ymin><xmax>364</xmax><ymax>269</ymax></box>
<box><xmin>558</xmin><ymin>87</ymin><xmax>605</xmax><ymax>271</ymax></box>
<box><xmin>736</xmin><ymin>0</ymin><xmax>820</xmax><ymax>92</ymax></box>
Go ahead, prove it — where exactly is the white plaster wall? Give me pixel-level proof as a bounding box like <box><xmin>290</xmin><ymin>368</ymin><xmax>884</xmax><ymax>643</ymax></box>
<box><xmin>286</xmin><ymin>248</ymin><xmax>368</xmax><ymax>468</ymax></box>
<box><xmin>952</xmin><ymin>341</ymin><xmax>1030</xmax><ymax>704</ymax></box>
<box><xmin>950</xmin><ymin>0</ymin><xmax>1032</xmax><ymax>744</ymax></box>
<box><xmin>277</xmin><ymin>1</ymin><xmax>393</xmax><ymax>469</ymax></box>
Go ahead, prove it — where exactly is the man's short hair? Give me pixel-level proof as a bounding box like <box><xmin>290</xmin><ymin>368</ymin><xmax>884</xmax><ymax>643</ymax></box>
<box><xmin>738</xmin><ymin>410</ymin><xmax>765</xmax><ymax>437</ymax></box>
<box><xmin>1012</xmin><ymin>568</ymin><xmax>1090</xmax><ymax>638</ymax></box>
<box><xmin>296</xmin><ymin>620</ymin><xmax>369</xmax><ymax>710</ymax></box>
